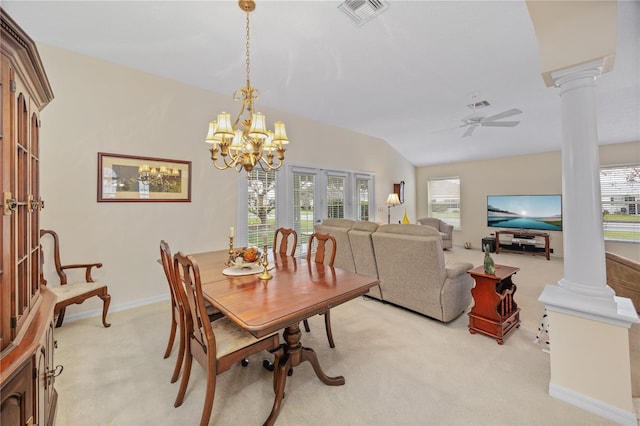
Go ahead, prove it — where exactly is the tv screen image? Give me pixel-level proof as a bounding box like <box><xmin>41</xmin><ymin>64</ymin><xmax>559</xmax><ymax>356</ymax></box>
<box><xmin>487</xmin><ymin>195</ymin><xmax>562</xmax><ymax>231</ymax></box>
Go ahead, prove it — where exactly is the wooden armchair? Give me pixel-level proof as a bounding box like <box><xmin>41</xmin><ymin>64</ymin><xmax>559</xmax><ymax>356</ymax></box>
<box><xmin>40</xmin><ymin>229</ymin><xmax>111</xmax><ymax>328</ymax></box>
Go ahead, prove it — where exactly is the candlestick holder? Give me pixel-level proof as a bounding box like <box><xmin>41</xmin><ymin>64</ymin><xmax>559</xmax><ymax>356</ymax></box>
<box><xmin>226</xmin><ymin>236</ymin><xmax>234</xmax><ymax>266</ymax></box>
<box><xmin>258</xmin><ymin>243</ymin><xmax>272</xmax><ymax>282</ymax></box>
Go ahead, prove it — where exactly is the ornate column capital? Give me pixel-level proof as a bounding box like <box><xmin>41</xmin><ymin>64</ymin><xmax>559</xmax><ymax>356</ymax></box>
<box><xmin>550</xmin><ymin>59</ymin><xmax>606</xmax><ymax>89</ymax></box>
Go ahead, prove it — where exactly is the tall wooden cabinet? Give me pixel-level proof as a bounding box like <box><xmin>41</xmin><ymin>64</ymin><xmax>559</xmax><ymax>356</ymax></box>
<box><xmin>1</xmin><ymin>8</ymin><xmax>57</xmax><ymax>426</ymax></box>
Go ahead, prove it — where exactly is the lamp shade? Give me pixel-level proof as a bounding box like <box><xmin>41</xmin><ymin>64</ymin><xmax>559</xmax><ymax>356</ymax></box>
<box><xmin>230</xmin><ymin>130</ymin><xmax>244</xmax><ymax>149</ymax></box>
<box><xmin>386</xmin><ymin>193</ymin><xmax>400</xmax><ymax>206</ymax></box>
<box><xmin>214</xmin><ymin>112</ymin><xmax>234</xmax><ymax>138</ymax></box>
<box><xmin>248</xmin><ymin>112</ymin><xmax>268</xmax><ymax>139</ymax></box>
<box><xmin>272</xmin><ymin>121</ymin><xmax>289</xmax><ymax>145</ymax></box>
<box><xmin>205</xmin><ymin>121</ymin><xmax>223</xmax><ymax>145</ymax></box>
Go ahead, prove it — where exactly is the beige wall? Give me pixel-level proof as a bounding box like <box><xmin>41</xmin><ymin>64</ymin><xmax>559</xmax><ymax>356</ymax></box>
<box><xmin>37</xmin><ymin>44</ymin><xmax>415</xmax><ymax>318</ymax></box>
<box><xmin>416</xmin><ymin>141</ymin><xmax>640</xmax><ymax>261</ymax></box>
<box><xmin>36</xmin><ymin>42</ymin><xmax>638</xmax><ymax>320</ymax></box>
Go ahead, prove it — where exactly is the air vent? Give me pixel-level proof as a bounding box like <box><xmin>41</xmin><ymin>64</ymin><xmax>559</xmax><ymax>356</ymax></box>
<box><xmin>338</xmin><ymin>0</ymin><xmax>390</xmax><ymax>26</ymax></box>
<box><xmin>467</xmin><ymin>100</ymin><xmax>491</xmax><ymax>109</ymax></box>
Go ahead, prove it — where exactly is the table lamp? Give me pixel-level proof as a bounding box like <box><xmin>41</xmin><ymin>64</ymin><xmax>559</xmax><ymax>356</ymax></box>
<box><xmin>386</xmin><ymin>193</ymin><xmax>400</xmax><ymax>224</ymax></box>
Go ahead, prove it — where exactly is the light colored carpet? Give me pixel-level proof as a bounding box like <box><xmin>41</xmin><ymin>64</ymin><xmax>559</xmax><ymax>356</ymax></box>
<box><xmin>53</xmin><ymin>248</ymin><xmax>630</xmax><ymax>425</ymax></box>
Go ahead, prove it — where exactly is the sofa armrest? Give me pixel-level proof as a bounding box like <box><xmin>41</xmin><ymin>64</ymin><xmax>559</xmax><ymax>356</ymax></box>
<box><xmin>445</xmin><ymin>261</ymin><xmax>474</xmax><ymax>279</ymax></box>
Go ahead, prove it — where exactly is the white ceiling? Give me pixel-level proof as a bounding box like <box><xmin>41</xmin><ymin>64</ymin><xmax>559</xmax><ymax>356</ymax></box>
<box><xmin>3</xmin><ymin>0</ymin><xmax>639</xmax><ymax>167</ymax></box>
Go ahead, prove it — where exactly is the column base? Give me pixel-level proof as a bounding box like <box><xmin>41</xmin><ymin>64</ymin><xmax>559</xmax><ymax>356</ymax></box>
<box><xmin>549</xmin><ymin>384</ymin><xmax>638</xmax><ymax>426</ymax></box>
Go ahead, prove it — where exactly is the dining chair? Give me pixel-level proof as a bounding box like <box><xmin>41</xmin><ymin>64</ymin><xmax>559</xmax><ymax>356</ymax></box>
<box><xmin>304</xmin><ymin>232</ymin><xmax>337</xmax><ymax>348</ymax></box>
<box><xmin>160</xmin><ymin>241</ymin><xmax>223</xmax><ymax>383</ymax></box>
<box><xmin>173</xmin><ymin>252</ymin><xmax>280</xmax><ymax>426</ymax></box>
<box><xmin>273</xmin><ymin>227</ymin><xmax>297</xmax><ymax>256</ymax></box>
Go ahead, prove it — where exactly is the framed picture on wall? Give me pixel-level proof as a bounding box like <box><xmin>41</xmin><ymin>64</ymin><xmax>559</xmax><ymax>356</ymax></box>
<box><xmin>394</xmin><ymin>181</ymin><xmax>405</xmax><ymax>204</ymax></box>
<box><xmin>97</xmin><ymin>152</ymin><xmax>191</xmax><ymax>202</ymax></box>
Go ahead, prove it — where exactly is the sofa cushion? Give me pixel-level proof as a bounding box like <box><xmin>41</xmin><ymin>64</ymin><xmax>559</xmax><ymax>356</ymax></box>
<box><xmin>348</xmin><ymin>222</ymin><xmax>379</xmax><ymax>278</ymax></box>
<box><xmin>375</xmin><ymin>223</ymin><xmax>441</xmax><ymax>238</ymax></box>
<box><xmin>351</xmin><ymin>221</ymin><xmax>379</xmax><ymax>232</ymax></box>
<box><xmin>315</xmin><ymin>219</ymin><xmax>356</xmax><ymax>272</ymax></box>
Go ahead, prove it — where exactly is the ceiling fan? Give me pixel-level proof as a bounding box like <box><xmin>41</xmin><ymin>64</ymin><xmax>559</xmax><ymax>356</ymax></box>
<box><xmin>458</xmin><ymin>108</ymin><xmax>523</xmax><ymax>137</ymax></box>
<box><xmin>432</xmin><ymin>105</ymin><xmax>523</xmax><ymax>137</ymax></box>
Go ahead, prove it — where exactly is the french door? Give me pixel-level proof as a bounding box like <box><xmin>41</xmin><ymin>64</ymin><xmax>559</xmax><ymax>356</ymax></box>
<box><xmin>238</xmin><ymin>165</ymin><xmax>375</xmax><ymax>257</ymax></box>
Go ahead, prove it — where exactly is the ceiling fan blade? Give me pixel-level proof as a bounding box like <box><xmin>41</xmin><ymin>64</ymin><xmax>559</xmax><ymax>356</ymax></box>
<box><xmin>462</xmin><ymin>126</ymin><xmax>476</xmax><ymax>137</ymax></box>
<box><xmin>430</xmin><ymin>124</ymin><xmax>467</xmax><ymax>134</ymax></box>
<box><xmin>483</xmin><ymin>108</ymin><xmax>522</xmax><ymax>122</ymax></box>
<box><xmin>481</xmin><ymin>121</ymin><xmax>520</xmax><ymax>127</ymax></box>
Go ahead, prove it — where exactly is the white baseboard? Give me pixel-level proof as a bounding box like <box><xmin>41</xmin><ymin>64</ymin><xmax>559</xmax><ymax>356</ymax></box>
<box><xmin>549</xmin><ymin>383</ymin><xmax>638</xmax><ymax>426</ymax></box>
<box><xmin>61</xmin><ymin>294</ymin><xmax>170</xmax><ymax>324</ymax></box>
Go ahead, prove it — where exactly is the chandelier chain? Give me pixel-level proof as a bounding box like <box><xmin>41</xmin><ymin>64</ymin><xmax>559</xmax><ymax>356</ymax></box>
<box><xmin>245</xmin><ymin>10</ymin><xmax>251</xmax><ymax>86</ymax></box>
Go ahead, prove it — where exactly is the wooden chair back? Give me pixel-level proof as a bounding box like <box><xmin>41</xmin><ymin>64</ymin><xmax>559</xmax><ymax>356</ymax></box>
<box><xmin>173</xmin><ymin>253</ymin><xmax>213</xmax><ymax>367</ymax></box>
<box><xmin>160</xmin><ymin>240</ymin><xmax>186</xmax><ymax>382</ymax></box>
<box><xmin>274</xmin><ymin>228</ymin><xmax>297</xmax><ymax>256</ymax></box>
<box><xmin>160</xmin><ymin>240</ymin><xmax>182</xmax><ymax>315</ymax></box>
<box><xmin>306</xmin><ymin>232</ymin><xmax>337</xmax><ymax>267</ymax></box>
<box><xmin>304</xmin><ymin>232</ymin><xmax>337</xmax><ymax>348</ymax></box>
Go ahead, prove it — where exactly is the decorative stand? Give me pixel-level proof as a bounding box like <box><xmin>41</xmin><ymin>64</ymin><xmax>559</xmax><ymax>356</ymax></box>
<box><xmin>467</xmin><ymin>264</ymin><xmax>521</xmax><ymax>345</ymax></box>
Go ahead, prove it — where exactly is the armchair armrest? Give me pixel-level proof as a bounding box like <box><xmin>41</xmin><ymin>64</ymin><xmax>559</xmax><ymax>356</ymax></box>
<box><xmin>441</xmin><ymin>222</ymin><xmax>454</xmax><ymax>235</ymax></box>
<box><xmin>60</xmin><ymin>262</ymin><xmax>103</xmax><ymax>284</ymax></box>
<box><xmin>445</xmin><ymin>261</ymin><xmax>473</xmax><ymax>279</ymax></box>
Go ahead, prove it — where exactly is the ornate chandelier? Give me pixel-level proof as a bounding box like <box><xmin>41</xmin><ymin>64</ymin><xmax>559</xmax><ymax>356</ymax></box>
<box><xmin>205</xmin><ymin>0</ymin><xmax>290</xmax><ymax>174</ymax></box>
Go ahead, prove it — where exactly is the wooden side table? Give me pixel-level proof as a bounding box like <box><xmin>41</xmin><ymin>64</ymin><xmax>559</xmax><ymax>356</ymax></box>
<box><xmin>468</xmin><ymin>265</ymin><xmax>521</xmax><ymax>344</ymax></box>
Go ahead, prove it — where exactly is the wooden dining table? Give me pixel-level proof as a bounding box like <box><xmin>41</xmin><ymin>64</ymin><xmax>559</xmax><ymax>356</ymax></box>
<box><xmin>188</xmin><ymin>249</ymin><xmax>380</xmax><ymax>425</ymax></box>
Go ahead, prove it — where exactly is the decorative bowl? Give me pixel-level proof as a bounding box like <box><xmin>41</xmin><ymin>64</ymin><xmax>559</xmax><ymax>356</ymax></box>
<box><xmin>231</xmin><ymin>246</ymin><xmax>261</xmax><ymax>268</ymax></box>
<box><xmin>232</xmin><ymin>259</ymin><xmax>260</xmax><ymax>269</ymax></box>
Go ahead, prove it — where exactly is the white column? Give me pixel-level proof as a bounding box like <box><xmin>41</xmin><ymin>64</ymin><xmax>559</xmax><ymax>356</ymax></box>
<box><xmin>538</xmin><ymin>59</ymin><xmax>639</xmax><ymax>425</ymax></box>
<box><xmin>554</xmin><ymin>61</ymin><xmax>615</xmax><ymax>305</ymax></box>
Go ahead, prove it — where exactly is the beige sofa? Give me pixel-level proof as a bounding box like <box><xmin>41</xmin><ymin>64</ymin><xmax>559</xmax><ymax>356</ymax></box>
<box><xmin>315</xmin><ymin>219</ymin><xmax>474</xmax><ymax>322</ymax></box>
<box><xmin>416</xmin><ymin>217</ymin><xmax>453</xmax><ymax>249</ymax></box>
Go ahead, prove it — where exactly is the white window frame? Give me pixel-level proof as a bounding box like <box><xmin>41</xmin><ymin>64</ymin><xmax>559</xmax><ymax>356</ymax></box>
<box><xmin>600</xmin><ymin>164</ymin><xmax>640</xmax><ymax>243</ymax></box>
<box><xmin>427</xmin><ymin>176</ymin><xmax>461</xmax><ymax>231</ymax></box>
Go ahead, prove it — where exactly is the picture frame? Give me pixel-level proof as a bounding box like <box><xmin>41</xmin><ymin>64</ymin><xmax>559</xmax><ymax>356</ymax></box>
<box><xmin>97</xmin><ymin>152</ymin><xmax>191</xmax><ymax>202</ymax></box>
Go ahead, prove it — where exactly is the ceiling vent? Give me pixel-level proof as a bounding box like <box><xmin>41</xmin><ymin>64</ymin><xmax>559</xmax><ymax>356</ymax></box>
<box><xmin>467</xmin><ymin>100</ymin><xmax>491</xmax><ymax>109</ymax></box>
<box><xmin>338</xmin><ymin>0</ymin><xmax>390</xmax><ymax>26</ymax></box>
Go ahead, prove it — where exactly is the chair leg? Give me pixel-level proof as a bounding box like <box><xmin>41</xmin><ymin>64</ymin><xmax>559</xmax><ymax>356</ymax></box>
<box><xmin>324</xmin><ymin>310</ymin><xmax>335</xmax><ymax>348</ymax></box>
<box><xmin>303</xmin><ymin>319</ymin><xmax>311</xmax><ymax>332</ymax></box>
<box><xmin>164</xmin><ymin>315</ymin><xmax>177</xmax><ymax>359</ymax></box>
<box><xmin>199</xmin><ymin>354</ymin><xmax>217</xmax><ymax>426</ymax></box>
<box><xmin>99</xmin><ymin>293</ymin><xmax>111</xmax><ymax>327</ymax></box>
<box><xmin>174</xmin><ymin>344</ymin><xmax>192</xmax><ymax>408</ymax></box>
<box><xmin>170</xmin><ymin>316</ymin><xmax>186</xmax><ymax>384</ymax></box>
<box><xmin>55</xmin><ymin>307</ymin><xmax>66</xmax><ymax>328</ymax></box>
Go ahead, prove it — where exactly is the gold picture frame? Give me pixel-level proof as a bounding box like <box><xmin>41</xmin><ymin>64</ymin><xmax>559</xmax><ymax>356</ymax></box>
<box><xmin>98</xmin><ymin>152</ymin><xmax>191</xmax><ymax>202</ymax></box>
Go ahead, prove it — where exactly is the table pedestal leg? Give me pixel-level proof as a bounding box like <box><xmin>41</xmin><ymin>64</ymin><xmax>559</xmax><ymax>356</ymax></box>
<box><xmin>264</xmin><ymin>322</ymin><xmax>345</xmax><ymax>426</ymax></box>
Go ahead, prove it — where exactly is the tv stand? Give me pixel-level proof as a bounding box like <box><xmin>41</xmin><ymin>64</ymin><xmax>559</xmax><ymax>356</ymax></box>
<box><xmin>495</xmin><ymin>230</ymin><xmax>550</xmax><ymax>260</ymax></box>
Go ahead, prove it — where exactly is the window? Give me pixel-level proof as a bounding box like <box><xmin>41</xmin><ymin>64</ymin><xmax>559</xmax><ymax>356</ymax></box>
<box><xmin>246</xmin><ymin>168</ymin><xmax>277</xmax><ymax>247</ymax></box>
<box><xmin>428</xmin><ymin>177</ymin><xmax>461</xmax><ymax>230</ymax></box>
<box><xmin>292</xmin><ymin>170</ymin><xmax>316</xmax><ymax>256</ymax></box>
<box><xmin>355</xmin><ymin>176</ymin><xmax>371</xmax><ymax>221</ymax></box>
<box><xmin>327</xmin><ymin>175</ymin><xmax>345</xmax><ymax>219</ymax></box>
<box><xmin>600</xmin><ymin>165</ymin><xmax>640</xmax><ymax>243</ymax></box>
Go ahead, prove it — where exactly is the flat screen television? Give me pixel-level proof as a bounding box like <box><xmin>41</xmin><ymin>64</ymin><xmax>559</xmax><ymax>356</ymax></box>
<box><xmin>487</xmin><ymin>194</ymin><xmax>562</xmax><ymax>231</ymax></box>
